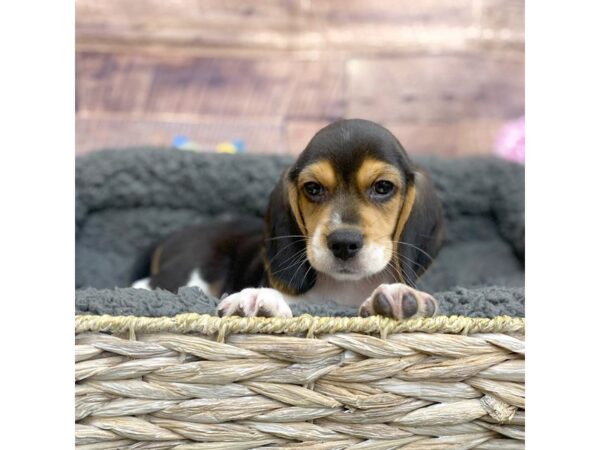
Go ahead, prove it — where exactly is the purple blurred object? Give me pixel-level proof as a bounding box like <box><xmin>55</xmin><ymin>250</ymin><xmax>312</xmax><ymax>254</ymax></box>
<box><xmin>495</xmin><ymin>116</ymin><xmax>525</xmax><ymax>164</ymax></box>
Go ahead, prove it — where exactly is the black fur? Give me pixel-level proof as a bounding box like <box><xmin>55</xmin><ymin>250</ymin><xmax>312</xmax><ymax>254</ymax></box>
<box><xmin>290</xmin><ymin>119</ymin><xmax>414</xmax><ymax>183</ymax></box>
<box><xmin>398</xmin><ymin>170</ymin><xmax>445</xmax><ymax>284</ymax></box>
<box><xmin>263</xmin><ymin>175</ymin><xmax>317</xmax><ymax>294</ymax></box>
<box><xmin>147</xmin><ymin>216</ymin><xmax>265</xmax><ymax>295</ymax></box>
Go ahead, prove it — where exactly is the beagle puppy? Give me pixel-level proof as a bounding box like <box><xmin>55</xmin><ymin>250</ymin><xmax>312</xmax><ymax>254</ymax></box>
<box><xmin>133</xmin><ymin>119</ymin><xmax>444</xmax><ymax>320</ymax></box>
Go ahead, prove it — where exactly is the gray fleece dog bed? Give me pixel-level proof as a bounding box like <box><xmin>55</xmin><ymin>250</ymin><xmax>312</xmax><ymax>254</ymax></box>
<box><xmin>75</xmin><ymin>148</ymin><xmax>524</xmax><ymax>318</ymax></box>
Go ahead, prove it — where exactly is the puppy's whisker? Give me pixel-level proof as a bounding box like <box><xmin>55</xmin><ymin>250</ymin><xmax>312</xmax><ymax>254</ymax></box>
<box><xmin>273</xmin><ymin>243</ymin><xmax>307</xmax><ymax>260</ymax></box>
<box><xmin>264</xmin><ymin>235</ymin><xmax>306</xmax><ymax>242</ymax></box>
<box><xmin>402</xmin><ymin>267</ymin><xmax>418</xmax><ymax>288</ymax></box>
<box><xmin>395</xmin><ymin>242</ymin><xmax>434</xmax><ymax>262</ymax></box>
<box><xmin>288</xmin><ymin>257</ymin><xmax>309</xmax><ymax>286</ymax></box>
<box><xmin>271</xmin><ymin>249</ymin><xmax>306</xmax><ymax>265</ymax></box>
<box><xmin>390</xmin><ymin>248</ymin><xmax>429</xmax><ymax>276</ymax></box>
<box><xmin>391</xmin><ymin>253</ymin><xmax>420</xmax><ymax>287</ymax></box>
<box><xmin>369</xmin><ymin>235</ymin><xmax>432</xmax><ymax>263</ymax></box>
<box><xmin>384</xmin><ymin>256</ymin><xmax>417</xmax><ymax>288</ymax></box>
<box><xmin>269</xmin><ymin>240</ymin><xmax>306</xmax><ymax>263</ymax></box>
<box><xmin>371</xmin><ymin>233</ymin><xmax>434</xmax><ymax>264</ymax></box>
<box><xmin>392</xmin><ymin>240</ymin><xmax>434</xmax><ymax>263</ymax></box>
<box><xmin>382</xmin><ymin>265</ymin><xmax>397</xmax><ymax>283</ymax></box>
<box><xmin>270</xmin><ymin>252</ymin><xmax>307</xmax><ymax>277</ymax></box>
<box><xmin>269</xmin><ymin>248</ymin><xmax>307</xmax><ymax>276</ymax></box>
<box><xmin>385</xmin><ymin>261</ymin><xmax>405</xmax><ymax>285</ymax></box>
<box><xmin>397</xmin><ymin>264</ymin><xmax>416</xmax><ymax>288</ymax></box>
<box><xmin>401</xmin><ymin>256</ymin><xmax>427</xmax><ymax>276</ymax></box>
<box><xmin>297</xmin><ymin>259</ymin><xmax>313</xmax><ymax>291</ymax></box>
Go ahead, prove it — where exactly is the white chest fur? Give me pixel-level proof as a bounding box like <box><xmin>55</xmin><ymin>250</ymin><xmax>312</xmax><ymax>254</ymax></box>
<box><xmin>294</xmin><ymin>272</ymin><xmax>396</xmax><ymax>307</ymax></box>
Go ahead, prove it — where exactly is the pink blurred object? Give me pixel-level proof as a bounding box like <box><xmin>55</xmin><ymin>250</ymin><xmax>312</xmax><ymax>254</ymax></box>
<box><xmin>494</xmin><ymin>116</ymin><xmax>525</xmax><ymax>164</ymax></box>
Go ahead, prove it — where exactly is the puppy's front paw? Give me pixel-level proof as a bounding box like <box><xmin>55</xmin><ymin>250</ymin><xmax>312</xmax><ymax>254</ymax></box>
<box><xmin>217</xmin><ymin>288</ymin><xmax>293</xmax><ymax>318</ymax></box>
<box><xmin>358</xmin><ymin>283</ymin><xmax>438</xmax><ymax>320</ymax></box>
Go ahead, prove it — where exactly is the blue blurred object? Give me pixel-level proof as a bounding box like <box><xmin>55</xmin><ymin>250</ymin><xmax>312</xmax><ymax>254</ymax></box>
<box><xmin>171</xmin><ymin>135</ymin><xmax>188</xmax><ymax>148</ymax></box>
<box><xmin>231</xmin><ymin>139</ymin><xmax>246</xmax><ymax>152</ymax></box>
<box><xmin>171</xmin><ymin>135</ymin><xmax>203</xmax><ymax>151</ymax></box>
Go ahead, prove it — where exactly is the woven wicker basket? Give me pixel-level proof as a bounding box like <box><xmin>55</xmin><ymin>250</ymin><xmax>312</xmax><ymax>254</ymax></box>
<box><xmin>75</xmin><ymin>313</ymin><xmax>525</xmax><ymax>449</ymax></box>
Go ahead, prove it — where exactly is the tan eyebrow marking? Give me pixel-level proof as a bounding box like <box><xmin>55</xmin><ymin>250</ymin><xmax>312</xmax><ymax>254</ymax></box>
<box><xmin>355</xmin><ymin>159</ymin><xmax>404</xmax><ymax>191</ymax></box>
<box><xmin>298</xmin><ymin>160</ymin><xmax>337</xmax><ymax>191</ymax></box>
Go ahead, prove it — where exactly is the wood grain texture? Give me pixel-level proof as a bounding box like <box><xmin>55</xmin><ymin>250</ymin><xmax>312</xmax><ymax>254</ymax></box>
<box><xmin>76</xmin><ymin>0</ymin><xmax>522</xmax><ymax>54</ymax></box>
<box><xmin>346</xmin><ymin>56</ymin><xmax>524</xmax><ymax>122</ymax></box>
<box><xmin>75</xmin><ymin>0</ymin><xmax>524</xmax><ymax>156</ymax></box>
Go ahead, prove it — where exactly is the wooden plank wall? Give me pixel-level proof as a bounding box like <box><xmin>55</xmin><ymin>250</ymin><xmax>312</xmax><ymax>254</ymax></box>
<box><xmin>75</xmin><ymin>0</ymin><xmax>524</xmax><ymax>156</ymax></box>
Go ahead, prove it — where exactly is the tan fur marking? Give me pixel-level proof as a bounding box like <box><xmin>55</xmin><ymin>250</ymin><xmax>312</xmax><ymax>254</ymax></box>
<box><xmin>287</xmin><ymin>180</ymin><xmax>307</xmax><ymax>235</ymax></box>
<box><xmin>150</xmin><ymin>245</ymin><xmax>163</xmax><ymax>276</ymax></box>
<box><xmin>391</xmin><ymin>179</ymin><xmax>417</xmax><ymax>282</ymax></box>
<box><xmin>355</xmin><ymin>159</ymin><xmax>404</xmax><ymax>192</ymax></box>
<box><xmin>298</xmin><ymin>160</ymin><xmax>336</xmax><ymax>191</ymax></box>
<box><xmin>296</xmin><ymin>161</ymin><xmax>337</xmax><ymax>240</ymax></box>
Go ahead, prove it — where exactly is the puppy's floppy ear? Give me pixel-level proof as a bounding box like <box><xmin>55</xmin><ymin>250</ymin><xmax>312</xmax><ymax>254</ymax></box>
<box><xmin>263</xmin><ymin>170</ymin><xmax>316</xmax><ymax>295</ymax></box>
<box><xmin>393</xmin><ymin>168</ymin><xmax>444</xmax><ymax>285</ymax></box>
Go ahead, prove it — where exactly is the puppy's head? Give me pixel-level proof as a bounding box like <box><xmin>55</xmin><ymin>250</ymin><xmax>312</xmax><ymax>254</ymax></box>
<box><xmin>264</xmin><ymin>119</ymin><xmax>444</xmax><ymax>295</ymax></box>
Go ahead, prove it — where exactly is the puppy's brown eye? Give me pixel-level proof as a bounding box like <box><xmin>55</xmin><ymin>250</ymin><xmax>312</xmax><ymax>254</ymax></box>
<box><xmin>303</xmin><ymin>182</ymin><xmax>325</xmax><ymax>201</ymax></box>
<box><xmin>371</xmin><ymin>180</ymin><xmax>395</xmax><ymax>199</ymax></box>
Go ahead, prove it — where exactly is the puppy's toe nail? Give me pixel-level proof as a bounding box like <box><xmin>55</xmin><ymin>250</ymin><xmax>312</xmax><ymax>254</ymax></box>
<box><xmin>255</xmin><ymin>301</ymin><xmax>271</xmax><ymax>318</ymax></box>
<box><xmin>359</xmin><ymin>305</ymin><xmax>370</xmax><ymax>317</ymax></box>
<box><xmin>234</xmin><ymin>304</ymin><xmax>245</xmax><ymax>317</ymax></box>
<box><xmin>217</xmin><ymin>301</ymin><xmax>230</xmax><ymax>317</ymax></box>
<box><xmin>373</xmin><ymin>293</ymin><xmax>393</xmax><ymax>317</ymax></box>
<box><xmin>401</xmin><ymin>292</ymin><xmax>418</xmax><ymax>318</ymax></box>
<box><xmin>424</xmin><ymin>297</ymin><xmax>437</xmax><ymax>317</ymax></box>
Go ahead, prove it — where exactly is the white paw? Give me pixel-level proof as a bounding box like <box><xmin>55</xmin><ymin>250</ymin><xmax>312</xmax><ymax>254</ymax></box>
<box><xmin>132</xmin><ymin>278</ymin><xmax>151</xmax><ymax>290</ymax></box>
<box><xmin>217</xmin><ymin>288</ymin><xmax>293</xmax><ymax>318</ymax></box>
<box><xmin>358</xmin><ymin>283</ymin><xmax>438</xmax><ymax>320</ymax></box>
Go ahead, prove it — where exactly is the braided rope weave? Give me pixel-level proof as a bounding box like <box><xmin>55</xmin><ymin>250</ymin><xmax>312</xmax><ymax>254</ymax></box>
<box><xmin>75</xmin><ymin>314</ymin><xmax>525</xmax><ymax>449</ymax></box>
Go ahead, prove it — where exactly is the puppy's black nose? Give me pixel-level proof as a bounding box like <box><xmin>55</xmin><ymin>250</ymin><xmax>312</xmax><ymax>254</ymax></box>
<box><xmin>327</xmin><ymin>229</ymin><xmax>363</xmax><ymax>260</ymax></box>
